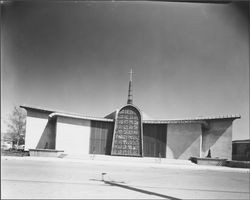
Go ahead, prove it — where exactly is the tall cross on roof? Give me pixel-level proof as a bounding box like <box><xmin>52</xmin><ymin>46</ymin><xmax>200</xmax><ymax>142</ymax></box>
<box><xmin>129</xmin><ymin>68</ymin><xmax>133</xmax><ymax>82</ymax></box>
<box><xmin>127</xmin><ymin>68</ymin><xmax>133</xmax><ymax>105</ymax></box>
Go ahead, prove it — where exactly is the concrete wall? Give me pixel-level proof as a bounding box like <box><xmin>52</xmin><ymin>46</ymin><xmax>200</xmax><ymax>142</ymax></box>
<box><xmin>167</xmin><ymin>123</ymin><xmax>202</xmax><ymax>159</ymax></box>
<box><xmin>25</xmin><ymin>110</ymin><xmax>51</xmax><ymax>151</ymax></box>
<box><xmin>36</xmin><ymin>118</ymin><xmax>56</xmax><ymax>149</ymax></box>
<box><xmin>29</xmin><ymin>149</ymin><xmax>64</xmax><ymax>157</ymax></box>
<box><xmin>202</xmin><ymin>119</ymin><xmax>233</xmax><ymax>159</ymax></box>
<box><xmin>56</xmin><ymin>116</ymin><xmax>91</xmax><ymax>155</ymax></box>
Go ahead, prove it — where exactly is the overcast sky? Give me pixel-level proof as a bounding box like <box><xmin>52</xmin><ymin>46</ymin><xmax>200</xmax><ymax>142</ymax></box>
<box><xmin>1</xmin><ymin>1</ymin><xmax>249</xmax><ymax>140</ymax></box>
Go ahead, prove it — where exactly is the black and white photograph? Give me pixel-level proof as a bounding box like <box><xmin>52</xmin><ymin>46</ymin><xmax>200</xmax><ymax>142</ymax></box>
<box><xmin>1</xmin><ymin>0</ymin><xmax>249</xmax><ymax>199</ymax></box>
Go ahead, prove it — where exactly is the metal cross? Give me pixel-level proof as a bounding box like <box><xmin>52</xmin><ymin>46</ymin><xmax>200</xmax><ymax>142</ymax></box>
<box><xmin>129</xmin><ymin>68</ymin><xmax>134</xmax><ymax>82</ymax></box>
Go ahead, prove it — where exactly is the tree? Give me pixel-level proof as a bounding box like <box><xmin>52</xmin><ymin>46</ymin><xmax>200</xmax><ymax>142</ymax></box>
<box><xmin>5</xmin><ymin>106</ymin><xmax>26</xmax><ymax>147</ymax></box>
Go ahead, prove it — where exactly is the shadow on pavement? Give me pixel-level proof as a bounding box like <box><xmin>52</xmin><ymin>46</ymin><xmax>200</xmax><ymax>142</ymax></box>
<box><xmin>90</xmin><ymin>178</ymin><xmax>181</xmax><ymax>200</ymax></box>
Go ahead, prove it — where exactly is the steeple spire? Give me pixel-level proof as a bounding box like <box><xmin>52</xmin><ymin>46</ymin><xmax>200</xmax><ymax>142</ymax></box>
<box><xmin>127</xmin><ymin>68</ymin><xmax>133</xmax><ymax>104</ymax></box>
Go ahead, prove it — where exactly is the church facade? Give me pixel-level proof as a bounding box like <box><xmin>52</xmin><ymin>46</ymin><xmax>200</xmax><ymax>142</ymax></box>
<box><xmin>21</xmin><ymin>72</ymin><xmax>240</xmax><ymax>160</ymax></box>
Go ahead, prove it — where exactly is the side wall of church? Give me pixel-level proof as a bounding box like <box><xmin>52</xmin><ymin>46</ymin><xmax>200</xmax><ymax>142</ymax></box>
<box><xmin>25</xmin><ymin>110</ymin><xmax>53</xmax><ymax>150</ymax></box>
<box><xmin>202</xmin><ymin>119</ymin><xmax>233</xmax><ymax>159</ymax></box>
<box><xmin>166</xmin><ymin>123</ymin><xmax>202</xmax><ymax>159</ymax></box>
<box><xmin>56</xmin><ymin>116</ymin><xmax>91</xmax><ymax>155</ymax></box>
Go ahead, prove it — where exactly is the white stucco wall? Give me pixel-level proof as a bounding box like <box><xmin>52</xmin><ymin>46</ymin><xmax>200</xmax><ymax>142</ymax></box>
<box><xmin>25</xmin><ymin>116</ymin><xmax>48</xmax><ymax>150</ymax></box>
<box><xmin>202</xmin><ymin>120</ymin><xmax>233</xmax><ymax>159</ymax></box>
<box><xmin>56</xmin><ymin>117</ymin><xmax>91</xmax><ymax>155</ymax></box>
<box><xmin>167</xmin><ymin>123</ymin><xmax>202</xmax><ymax>159</ymax></box>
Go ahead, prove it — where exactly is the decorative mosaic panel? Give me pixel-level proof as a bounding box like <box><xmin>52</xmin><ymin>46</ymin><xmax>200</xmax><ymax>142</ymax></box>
<box><xmin>112</xmin><ymin>106</ymin><xmax>142</xmax><ymax>156</ymax></box>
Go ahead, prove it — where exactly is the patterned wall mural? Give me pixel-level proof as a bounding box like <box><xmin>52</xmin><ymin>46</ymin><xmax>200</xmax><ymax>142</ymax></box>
<box><xmin>111</xmin><ymin>106</ymin><xmax>142</xmax><ymax>156</ymax></box>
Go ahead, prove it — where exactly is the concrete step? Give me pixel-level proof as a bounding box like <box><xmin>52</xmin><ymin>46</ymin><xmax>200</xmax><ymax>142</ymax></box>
<box><xmin>63</xmin><ymin>154</ymin><xmax>195</xmax><ymax>165</ymax></box>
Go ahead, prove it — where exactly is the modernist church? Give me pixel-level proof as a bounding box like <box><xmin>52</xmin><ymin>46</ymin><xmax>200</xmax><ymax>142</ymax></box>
<box><xmin>21</xmin><ymin>71</ymin><xmax>240</xmax><ymax>160</ymax></box>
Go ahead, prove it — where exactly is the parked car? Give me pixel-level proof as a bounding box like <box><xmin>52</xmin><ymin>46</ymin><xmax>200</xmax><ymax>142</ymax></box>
<box><xmin>17</xmin><ymin>145</ymin><xmax>25</xmax><ymax>151</ymax></box>
<box><xmin>1</xmin><ymin>143</ymin><xmax>12</xmax><ymax>151</ymax></box>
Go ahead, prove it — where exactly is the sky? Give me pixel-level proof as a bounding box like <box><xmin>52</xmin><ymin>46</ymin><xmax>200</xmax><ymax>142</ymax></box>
<box><xmin>1</xmin><ymin>1</ymin><xmax>249</xmax><ymax>140</ymax></box>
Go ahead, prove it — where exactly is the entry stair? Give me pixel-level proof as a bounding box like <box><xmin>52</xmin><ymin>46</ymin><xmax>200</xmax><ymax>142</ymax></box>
<box><xmin>62</xmin><ymin>154</ymin><xmax>195</xmax><ymax>166</ymax></box>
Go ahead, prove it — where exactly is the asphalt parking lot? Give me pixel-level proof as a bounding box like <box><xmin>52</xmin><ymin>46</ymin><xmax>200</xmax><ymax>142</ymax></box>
<box><xmin>1</xmin><ymin>156</ymin><xmax>250</xmax><ymax>199</ymax></box>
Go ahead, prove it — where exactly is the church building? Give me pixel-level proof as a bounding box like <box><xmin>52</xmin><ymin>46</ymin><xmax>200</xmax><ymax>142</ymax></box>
<box><xmin>21</xmin><ymin>70</ymin><xmax>240</xmax><ymax>160</ymax></box>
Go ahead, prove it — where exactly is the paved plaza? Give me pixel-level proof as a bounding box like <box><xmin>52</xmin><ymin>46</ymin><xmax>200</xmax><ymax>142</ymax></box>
<box><xmin>1</xmin><ymin>156</ymin><xmax>250</xmax><ymax>199</ymax></box>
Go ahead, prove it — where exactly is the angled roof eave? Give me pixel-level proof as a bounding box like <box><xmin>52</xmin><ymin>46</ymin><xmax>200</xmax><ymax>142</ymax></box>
<box><xmin>143</xmin><ymin>114</ymin><xmax>241</xmax><ymax>124</ymax></box>
<box><xmin>20</xmin><ymin>105</ymin><xmax>54</xmax><ymax>113</ymax></box>
<box><xmin>143</xmin><ymin>119</ymin><xmax>207</xmax><ymax>124</ymax></box>
<box><xmin>49</xmin><ymin>112</ymin><xmax>114</xmax><ymax>122</ymax></box>
<box><xmin>20</xmin><ymin>105</ymin><xmax>114</xmax><ymax>122</ymax></box>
